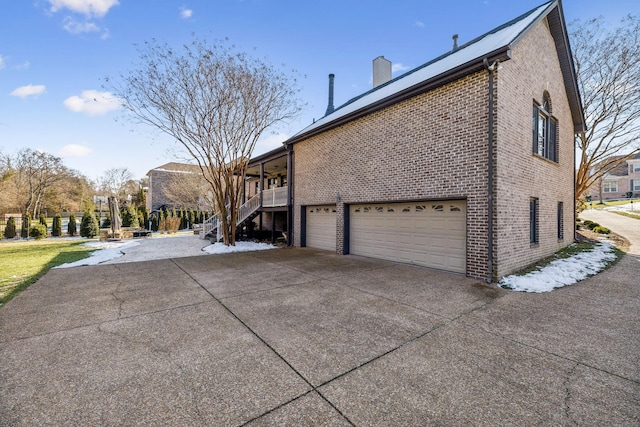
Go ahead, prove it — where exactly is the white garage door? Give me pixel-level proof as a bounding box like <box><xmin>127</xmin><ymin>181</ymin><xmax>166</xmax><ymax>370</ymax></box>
<box><xmin>350</xmin><ymin>200</ymin><xmax>466</xmax><ymax>273</ymax></box>
<box><xmin>305</xmin><ymin>205</ymin><xmax>336</xmax><ymax>251</ymax></box>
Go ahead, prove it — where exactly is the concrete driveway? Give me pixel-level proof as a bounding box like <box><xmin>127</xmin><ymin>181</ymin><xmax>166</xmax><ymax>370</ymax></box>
<box><xmin>1</xmin><ymin>248</ymin><xmax>638</xmax><ymax>426</ymax></box>
<box><xmin>580</xmin><ymin>209</ymin><xmax>640</xmax><ymax>255</ymax></box>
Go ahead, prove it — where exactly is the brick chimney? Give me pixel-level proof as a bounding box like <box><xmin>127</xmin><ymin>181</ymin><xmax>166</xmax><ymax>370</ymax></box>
<box><xmin>373</xmin><ymin>56</ymin><xmax>392</xmax><ymax>88</ymax></box>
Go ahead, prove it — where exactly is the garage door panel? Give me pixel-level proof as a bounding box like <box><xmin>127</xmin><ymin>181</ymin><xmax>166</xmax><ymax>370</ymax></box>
<box><xmin>350</xmin><ymin>200</ymin><xmax>466</xmax><ymax>273</ymax></box>
<box><xmin>306</xmin><ymin>205</ymin><xmax>336</xmax><ymax>251</ymax></box>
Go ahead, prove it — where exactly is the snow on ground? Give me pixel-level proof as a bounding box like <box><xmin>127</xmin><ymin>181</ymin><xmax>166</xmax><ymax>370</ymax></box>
<box><xmin>602</xmin><ymin>202</ymin><xmax>639</xmax><ymax>212</ymax></box>
<box><xmin>54</xmin><ymin>240</ymin><xmax>141</xmax><ymax>269</ymax></box>
<box><xmin>498</xmin><ymin>242</ymin><xmax>618</xmax><ymax>293</ymax></box>
<box><xmin>52</xmin><ymin>235</ymin><xmax>616</xmax><ymax>293</ymax></box>
<box><xmin>203</xmin><ymin>241</ymin><xmax>276</xmax><ymax>254</ymax></box>
<box><xmin>54</xmin><ymin>239</ymin><xmax>276</xmax><ymax>268</ymax></box>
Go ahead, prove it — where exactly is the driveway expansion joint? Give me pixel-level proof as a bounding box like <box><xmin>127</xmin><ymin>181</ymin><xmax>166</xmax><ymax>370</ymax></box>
<box><xmin>170</xmin><ymin>259</ymin><xmax>356</xmax><ymax>426</ymax></box>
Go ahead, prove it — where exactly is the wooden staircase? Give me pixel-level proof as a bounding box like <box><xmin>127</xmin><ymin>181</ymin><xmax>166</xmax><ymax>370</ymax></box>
<box><xmin>201</xmin><ymin>192</ymin><xmax>262</xmax><ymax>241</ymax></box>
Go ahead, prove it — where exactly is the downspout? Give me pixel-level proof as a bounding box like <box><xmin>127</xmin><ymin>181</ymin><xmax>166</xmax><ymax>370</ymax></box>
<box><xmin>484</xmin><ymin>59</ymin><xmax>497</xmax><ymax>283</ymax></box>
<box><xmin>287</xmin><ymin>148</ymin><xmax>293</xmax><ymax>247</ymax></box>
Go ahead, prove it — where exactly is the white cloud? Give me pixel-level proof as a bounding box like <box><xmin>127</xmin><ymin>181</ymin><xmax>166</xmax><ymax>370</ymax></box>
<box><xmin>64</xmin><ymin>90</ymin><xmax>121</xmax><ymax>115</ymax></box>
<box><xmin>63</xmin><ymin>16</ymin><xmax>100</xmax><ymax>34</ymax></box>
<box><xmin>415</xmin><ymin>21</ymin><xmax>425</xmax><ymax>28</ymax></box>
<box><xmin>48</xmin><ymin>0</ymin><xmax>119</xmax><ymax>17</ymax></box>
<box><xmin>180</xmin><ymin>6</ymin><xmax>193</xmax><ymax>19</ymax></box>
<box><xmin>15</xmin><ymin>60</ymin><xmax>30</xmax><ymax>70</ymax></box>
<box><xmin>392</xmin><ymin>63</ymin><xmax>410</xmax><ymax>73</ymax></box>
<box><xmin>60</xmin><ymin>144</ymin><xmax>92</xmax><ymax>157</ymax></box>
<box><xmin>10</xmin><ymin>84</ymin><xmax>46</xmax><ymax>98</ymax></box>
<box><xmin>0</xmin><ymin>55</ymin><xmax>5</xmax><ymax>70</ymax></box>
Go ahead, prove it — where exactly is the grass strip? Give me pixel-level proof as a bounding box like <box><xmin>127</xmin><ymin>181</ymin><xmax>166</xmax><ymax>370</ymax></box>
<box><xmin>611</xmin><ymin>211</ymin><xmax>640</xmax><ymax>220</ymax></box>
<box><xmin>0</xmin><ymin>239</ymin><xmax>95</xmax><ymax>307</ymax></box>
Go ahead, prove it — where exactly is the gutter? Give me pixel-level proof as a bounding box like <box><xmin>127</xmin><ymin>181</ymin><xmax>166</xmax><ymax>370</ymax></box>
<box><xmin>484</xmin><ymin>58</ymin><xmax>498</xmax><ymax>283</ymax></box>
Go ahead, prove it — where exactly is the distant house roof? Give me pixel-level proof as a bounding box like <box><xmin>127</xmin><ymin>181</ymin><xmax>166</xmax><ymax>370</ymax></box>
<box><xmin>147</xmin><ymin>162</ymin><xmax>202</xmax><ymax>175</ymax></box>
<box><xmin>286</xmin><ymin>0</ymin><xmax>584</xmax><ymax>146</ymax></box>
<box><xmin>598</xmin><ymin>153</ymin><xmax>640</xmax><ymax>177</ymax></box>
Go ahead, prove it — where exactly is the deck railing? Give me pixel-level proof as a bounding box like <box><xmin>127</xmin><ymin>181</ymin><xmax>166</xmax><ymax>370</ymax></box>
<box><xmin>201</xmin><ymin>186</ymin><xmax>288</xmax><ymax>240</ymax></box>
<box><xmin>262</xmin><ymin>187</ymin><xmax>288</xmax><ymax>207</ymax></box>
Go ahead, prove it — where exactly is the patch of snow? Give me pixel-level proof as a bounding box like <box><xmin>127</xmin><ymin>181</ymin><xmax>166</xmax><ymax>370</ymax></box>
<box><xmin>203</xmin><ymin>241</ymin><xmax>276</xmax><ymax>254</ymax></box>
<box><xmin>498</xmin><ymin>243</ymin><xmax>618</xmax><ymax>293</ymax></box>
<box><xmin>54</xmin><ymin>240</ymin><xmax>141</xmax><ymax>268</ymax></box>
<box><xmin>603</xmin><ymin>202</ymin><xmax>638</xmax><ymax>212</ymax></box>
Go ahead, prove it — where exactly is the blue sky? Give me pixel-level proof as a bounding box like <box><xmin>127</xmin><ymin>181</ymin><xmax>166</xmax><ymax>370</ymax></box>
<box><xmin>1</xmin><ymin>0</ymin><xmax>637</xmax><ymax>182</ymax></box>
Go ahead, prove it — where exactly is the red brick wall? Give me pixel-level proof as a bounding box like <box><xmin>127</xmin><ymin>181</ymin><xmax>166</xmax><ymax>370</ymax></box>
<box><xmin>293</xmin><ymin>71</ymin><xmax>491</xmax><ymax>279</ymax></box>
<box><xmin>292</xmin><ymin>17</ymin><xmax>576</xmax><ymax>280</ymax></box>
<box><xmin>494</xmin><ymin>17</ymin><xmax>576</xmax><ymax>277</ymax></box>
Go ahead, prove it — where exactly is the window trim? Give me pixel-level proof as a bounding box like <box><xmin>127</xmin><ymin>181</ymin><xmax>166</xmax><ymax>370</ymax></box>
<box><xmin>603</xmin><ymin>180</ymin><xmax>618</xmax><ymax>193</ymax></box>
<box><xmin>557</xmin><ymin>201</ymin><xmax>564</xmax><ymax>241</ymax></box>
<box><xmin>532</xmin><ymin>100</ymin><xmax>558</xmax><ymax>162</ymax></box>
<box><xmin>530</xmin><ymin>197</ymin><xmax>539</xmax><ymax>245</ymax></box>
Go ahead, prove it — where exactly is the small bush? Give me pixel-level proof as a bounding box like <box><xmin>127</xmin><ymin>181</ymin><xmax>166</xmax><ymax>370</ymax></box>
<box><xmin>4</xmin><ymin>216</ymin><xmax>17</xmax><ymax>239</ymax></box>
<box><xmin>29</xmin><ymin>223</ymin><xmax>47</xmax><ymax>240</ymax></box>
<box><xmin>593</xmin><ymin>226</ymin><xmax>611</xmax><ymax>234</ymax></box>
<box><xmin>121</xmin><ymin>206</ymin><xmax>139</xmax><ymax>228</ymax></box>
<box><xmin>67</xmin><ymin>213</ymin><xmax>77</xmax><ymax>236</ymax></box>
<box><xmin>80</xmin><ymin>211</ymin><xmax>99</xmax><ymax>238</ymax></box>
<box><xmin>159</xmin><ymin>216</ymin><xmax>180</xmax><ymax>233</ymax></box>
<box><xmin>582</xmin><ymin>219</ymin><xmax>595</xmax><ymax>229</ymax></box>
<box><xmin>21</xmin><ymin>214</ymin><xmax>31</xmax><ymax>238</ymax></box>
<box><xmin>52</xmin><ymin>214</ymin><xmax>62</xmax><ymax>237</ymax></box>
<box><xmin>39</xmin><ymin>214</ymin><xmax>47</xmax><ymax>228</ymax></box>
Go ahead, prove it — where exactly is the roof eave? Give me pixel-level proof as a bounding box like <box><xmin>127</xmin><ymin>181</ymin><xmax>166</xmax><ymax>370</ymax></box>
<box><xmin>546</xmin><ymin>0</ymin><xmax>586</xmax><ymax>133</ymax></box>
<box><xmin>286</xmin><ymin>47</ymin><xmax>512</xmax><ymax>146</ymax></box>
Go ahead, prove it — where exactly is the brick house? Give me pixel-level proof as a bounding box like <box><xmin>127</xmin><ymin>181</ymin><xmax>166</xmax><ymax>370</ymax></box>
<box><xmin>585</xmin><ymin>153</ymin><xmax>640</xmax><ymax>201</ymax></box>
<box><xmin>146</xmin><ymin>162</ymin><xmax>205</xmax><ymax>212</ymax></box>
<box><xmin>206</xmin><ymin>0</ymin><xmax>584</xmax><ymax>282</ymax></box>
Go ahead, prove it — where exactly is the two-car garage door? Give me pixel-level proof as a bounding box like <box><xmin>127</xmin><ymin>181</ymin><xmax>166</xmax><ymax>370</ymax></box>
<box><xmin>304</xmin><ymin>200</ymin><xmax>466</xmax><ymax>273</ymax></box>
<box><xmin>349</xmin><ymin>200</ymin><xmax>466</xmax><ymax>273</ymax></box>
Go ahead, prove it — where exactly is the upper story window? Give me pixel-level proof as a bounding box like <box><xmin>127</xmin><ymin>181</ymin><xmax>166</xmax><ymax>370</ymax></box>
<box><xmin>603</xmin><ymin>180</ymin><xmax>618</xmax><ymax>193</ymax></box>
<box><xmin>632</xmin><ymin>163</ymin><xmax>640</xmax><ymax>173</ymax></box>
<box><xmin>532</xmin><ymin>93</ymin><xmax>558</xmax><ymax>162</ymax></box>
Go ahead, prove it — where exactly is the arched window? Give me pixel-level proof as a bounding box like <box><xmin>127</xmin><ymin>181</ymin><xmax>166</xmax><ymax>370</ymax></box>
<box><xmin>532</xmin><ymin>92</ymin><xmax>558</xmax><ymax>162</ymax></box>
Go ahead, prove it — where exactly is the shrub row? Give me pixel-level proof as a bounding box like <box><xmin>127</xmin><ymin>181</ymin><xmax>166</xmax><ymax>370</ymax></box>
<box><xmin>581</xmin><ymin>219</ymin><xmax>611</xmax><ymax>235</ymax></box>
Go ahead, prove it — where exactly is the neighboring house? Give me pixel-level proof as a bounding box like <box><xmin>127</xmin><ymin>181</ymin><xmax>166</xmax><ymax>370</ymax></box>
<box><xmin>146</xmin><ymin>162</ymin><xmax>204</xmax><ymax>212</ymax></box>
<box><xmin>586</xmin><ymin>153</ymin><xmax>640</xmax><ymax>201</ymax></box>
<box><xmin>220</xmin><ymin>0</ymin><xmax>585</xmax><ymax>282</ymax></box>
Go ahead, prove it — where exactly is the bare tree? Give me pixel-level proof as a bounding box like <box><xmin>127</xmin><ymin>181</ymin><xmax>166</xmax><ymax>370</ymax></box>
<box><xmin>162</xmin><ymin>171</ymin><xmax>211</xmax><ymax>210</ymax></box>
<box><xmin>572</xmin><ymin>15</ymin><xmax>640</xmax><ymax>199</ymax></box>
<box><xmin>97</xmin><ymin>167</ymin><xmax>134</xmax><ymax>204</ymax></box>
<box><xmin>110</xmin><ymin>37</ymin><xmax>302</xmax><ymax>244</ymax></box>
<box><xmin>11</xmin><ymin>149</ymin><xmax>68</xmax><ymax>217</ymax></box>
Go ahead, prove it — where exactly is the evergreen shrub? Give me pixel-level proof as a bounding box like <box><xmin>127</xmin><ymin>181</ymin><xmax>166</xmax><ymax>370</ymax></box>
<box><xmin>29</xmin><ymin>223</ymin><xmax>47</xmax><ymax>239</ymax></box>
<box><xmin>52</xmin><ymin>214</ymin><xmax>62</xmax><ymax>237</ymax></box>
<box><xmin>80</xmin><ymin>211</ymin><xmax>99</xmax><ymax>238</ymax></box>
<box><xmin>4</xmin><ymin>216</ymin><xmax>17</xmax><ymax>239</ymax></box>
<box><xmin>68</xmin><ymin>213</ymin><xmax>77</xmax><ymax>236</ymax></box>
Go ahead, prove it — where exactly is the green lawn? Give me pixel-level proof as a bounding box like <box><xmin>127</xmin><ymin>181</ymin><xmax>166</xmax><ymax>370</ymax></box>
<box><xmin>0</xmin><ymin>239</ymin><xmax>95</xmax><ymax>307</ymax></box>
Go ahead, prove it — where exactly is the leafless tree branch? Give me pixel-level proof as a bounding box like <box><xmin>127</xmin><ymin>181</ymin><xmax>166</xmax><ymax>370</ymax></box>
<box><xmin>108</xmin><ymin>37</ymin><xmax>303</xmax><ymax>244</ymax></box>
